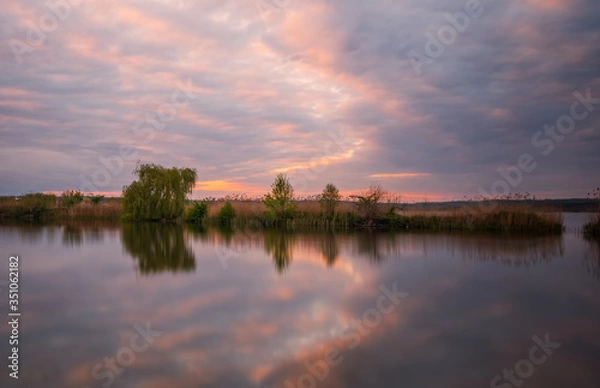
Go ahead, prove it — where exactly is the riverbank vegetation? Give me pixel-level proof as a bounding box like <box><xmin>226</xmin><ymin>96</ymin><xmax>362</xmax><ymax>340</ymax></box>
<box><xmin>0</xmin><ymin>165</ymin><xmax>567</xmax><ymax>233</ymax></box>
<box><xmin>189</xmin><ymin>176</ymin><xmax>563</xmax><ymax>233</ymax></box>
<box><xmin>0</xmin><ymin>192</ymin><xmax>121</xmax><ymax>220</ymax></box>
<box><xmin>584</xmin><ymin>186</ymin><xmax>600</xmax><ymax>238</ymax></box>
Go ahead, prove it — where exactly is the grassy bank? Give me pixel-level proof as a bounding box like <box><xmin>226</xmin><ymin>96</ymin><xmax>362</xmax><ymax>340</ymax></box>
<box><xmin>0</xmin><ymin>194</ymin><xmax>121</xmax><ymax>221</ymax></box>
<box><xmin>1</xmin><ymin>194</ymin><xmax>564</xmax><ymax>233</ymax></box>
<box><xmin>193</xmin><ymin>200</ymin><xmax>564</xmax><ymax>233</ymax></box>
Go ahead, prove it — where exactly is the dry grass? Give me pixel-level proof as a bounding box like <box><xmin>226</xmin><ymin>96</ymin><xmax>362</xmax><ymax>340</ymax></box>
<box><xmin>66</xmin><ymin>200</ymin><xmax>122</xmax><ymax>220</ymax></box>
<box><xmin>0</xmin><ymin>195</ymin><xmax>122</xmax><ymax>221</ymax></box>
<box><xmin>185</xmin><ymin>199</ymin><xmax>563</xmax><ymax>233</ymax></box>
<box><xmin>584</xmin><ymin>213</ymin><xmax>600</xmax><ymax>238</ymax></box>
<box><xmin>1</xmin><ymin>193</ymin><xmax>564</xmax><ymax>233</ymax></box>
<box><xmin>390</xmin><ymin>202</ymin><xmax>563</xmax><ymax>232</ymax></box>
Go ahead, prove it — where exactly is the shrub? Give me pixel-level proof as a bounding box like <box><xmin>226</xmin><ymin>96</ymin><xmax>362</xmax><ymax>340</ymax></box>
<box><xmin>319</xmin><ymin>183</ymin><xmax>340</xmax><ymax>220</ymax></box>
<box><xmin>89</xmin><ymin>195</ymin><xmax>105</xmax><ymax>205</ymax></box>
<box><xmin>62</xmin><ymin>190</ymin><xmax>84</xmax><ymax>209</ymax></box>
<box><xmin>351</xmin><ymin>183</ymin><xmax>386</xmax><ymax>222</ymax></box>
<box><xmin>19</xmin><ymin>193</ymin><xmax>57</xmax><ymax>218</ymax></box>
<box><xmin>186</xmin><ymin>201</ymin><xmax>209</xmax><ymax>224</ymax></box>
<box><xmin>218</xmin><ymin>201</ymin><xmax>236</xmax><ymax>225</ymax></box>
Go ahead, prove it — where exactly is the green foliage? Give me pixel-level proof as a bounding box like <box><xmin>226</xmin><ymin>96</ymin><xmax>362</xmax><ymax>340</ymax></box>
<box><xmin>89</xmin><ymin>195</ymin><xmax>105</xmax><ymax>205</ymax></box>
<box><xmin>186</xmin><ymin>201</ymin><xmax>209</xmax><ymax>224</ymax></box>
<box><xmin>218</xmin><ymin>201</ymin><xmax>236</xmax><ymax>225</ymax></box>
<box><xmin>62</xmin><ymin>190</ymin><xmax>84</xmax><ymax>209</ymax></box>
<box><xmin>122</xmin><ymin>163</ymin><xmax>198</xmax><ymax>221</ymax></box>
<box><xmin>263</xmin><ymin>173</ymin><xmax>297</xmax><ymax>223</ymax></box>
<box><xmin>19</xmin><ymin>193</ymin><xmax>57</xmax><ymax>218</ymax></box>
<box><xmin>351</xmin><ymin>183</ymin><xmax>386</xmax><ymax>222</ymax></box>
<box><xmin>319</xmin><ymin>183</ymin><xmax>340</xmax><ymax>220</ymax></box>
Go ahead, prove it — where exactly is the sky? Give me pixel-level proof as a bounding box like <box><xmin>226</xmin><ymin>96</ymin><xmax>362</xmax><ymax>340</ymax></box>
<box><xmin>0</xmin><ymin>0</ymin><xmax>599</xmax><ymax>201</ymax></box>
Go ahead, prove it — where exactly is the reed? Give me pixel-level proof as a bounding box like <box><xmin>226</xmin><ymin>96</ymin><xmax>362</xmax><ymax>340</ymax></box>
<box><xmin>584</xmin><ymin>186</ymin><xmax>600</xmax><ymax>238</ymax></box>
<box><xmin>388</xmin><ymin>203</ymin><xmax>563</xmax><ymax>233</ymax></box>
<box><xmin>2</xmin><ymin>193</ymin><xmax>564</xmax><ymax>233</ymax></box>
<box><xmin>186</xmin><ymin>199</ymin><xmax>563</xmax><ymax>233</ymax></box>
<box><xmin>584</xmin><ymin>214</ymin><xmax>600</xmax><ymax>238</ymax></box>
<box><xmin>0</xmin><ymin>195</ymin><xmax>121</xmax><ymax>221</ymax></box>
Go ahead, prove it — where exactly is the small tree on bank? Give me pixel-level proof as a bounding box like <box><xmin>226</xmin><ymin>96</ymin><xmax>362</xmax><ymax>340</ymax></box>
<box><xmin>263</xmin><ymin>173</ymin><xmax>297</xmax><ymax>222</ymax></box>
<box><xmin>89</xmin><ymin>195</ymin><xmax>104</xmax><ymax>205</ymax></box>
<box><xmin>218</xmin><ymin>201</ymin><xmax>236</xmax><ymax>225</ymax></box>
<box><xmin>62</xmin><ymin>190</ymin><xmax>84</xmax><ymax>214</ymax></box>
<box><xmin>351</xmin><ymin>183</ymin><xmax>386</xmax><ymax>222</ymax></box>
<box><xmin>186</xmin><ymin>201</ymin><xmax>209</xmax><ymax>224</ymax></box>
<box><xmin>320</xmin><ymin>183</ymin><xmax>340</xmax><ymax>220</ymax></box>
<box><xmin>122</xmin><ymin>163</ymin><xmax>197</xmax><ymax>221</ymax></box>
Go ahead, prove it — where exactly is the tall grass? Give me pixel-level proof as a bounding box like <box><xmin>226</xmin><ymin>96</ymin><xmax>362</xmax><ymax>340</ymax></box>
<box><xmin>0</xmin><ymin>195</ymin><xmax>121</xmax><ymax>221</ymax></box>
<box><xmin>584</xmin><ymin>214</ymin><xmax>600</xmax><ymax>238</ymax></box>
<box><xmin>584</xmin><ymin>186</ymin><xmax>600</xmax><ymax>238</ymax></box>
<box><xmin>187</xmin><ymin>199</ymin><xmax>563</xmax><ymax>233</ymax></box>
<box><xmin>1</xmin><ymin>193</ymin><xmax>564</xmax><ymax>233</ymax></box>
<box><xmin>388</xmin><ymin>203</ymin><xmax>563</xmax><ymax>233</ymax></box>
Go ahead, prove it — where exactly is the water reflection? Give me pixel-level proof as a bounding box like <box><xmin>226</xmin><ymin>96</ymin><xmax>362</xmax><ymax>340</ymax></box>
<box><xmin>60</xmin><ymin>220</ymin><xmax>121</xmax><ymax>246</ymax></box>
<box><xmin>584</xmin><ymin>235</ymin><xmax>600</xmax><ymax>280</ymax></box>
<box><xmin>264</xmin><ymin>230</ymin><xmax>295</xmax><ymax>273</ymax></box>
<box><xmin>320</xmin><ymin>232</ymin><xmax>339</xmax><ymax>267</ymax></box>
<box><xmin>121</xmin><ymin>223</ymin><xmax>196</xmax><ymax>274</ymax></box>
<box><xmin>62</xmin><ymin>223</ymin><xmax>83</xmax><ymax>246</ymax></box>
<box><xmin>1</xmin><ymin>216</ymin><xmax>599</xmax><ymax>388</ymax></box>
<box><xmin>204</xmin><ymin>229</ymin><xmax>566</xmax><ymax>272</ymax></box>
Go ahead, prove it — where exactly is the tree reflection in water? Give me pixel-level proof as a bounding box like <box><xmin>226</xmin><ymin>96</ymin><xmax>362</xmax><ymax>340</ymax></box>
<box><xmin>320</xmin><ymin>232</ymin><xmax>339</xmax><ymax>267</ymax></box>
<box><xmin>264</xmin><ymin>230</ymin><xmax>295</xmax><ymax>273</ymax></box>
<box><xmin>190</xmin><ymin>226</ymin><xmax>568</xmax><ymax>275</ymax></box>
<box><xmin>121</xmin><ymin>223</ymin><xmax>195</xmax><ymax>274</ymax></box>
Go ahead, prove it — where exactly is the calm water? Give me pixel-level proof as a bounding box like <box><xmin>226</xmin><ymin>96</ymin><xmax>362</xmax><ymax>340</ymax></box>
<box><xmin>0</xmin><ymin>214</ymin><xmax>599</xmax><ymax>388</ymax></box>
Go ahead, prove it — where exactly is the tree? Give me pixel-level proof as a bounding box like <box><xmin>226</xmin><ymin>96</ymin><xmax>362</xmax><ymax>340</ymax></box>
<box><xmin>62</xmin><ymin>190</ymin><xmax>84</xmax><ymax>210</ymax></box>
<box><xmin>319</xmin><ymin>183</ymin><xmax>341</xmax><ymax>220</ymax></box>
<box><xmin>89</xmin><ymin>195</ymin><xmax>105</xmax><ymax>205</ymax></box>
<box><xmin>218</xmin><ymin>201</ymin><xmax>236</xmax><ymax>225</ymax></box>
<box><xmin>351</xmin><ymin>183</ymin><xmax>386</xmax><ymax>222</ymax></box>
<box><xmin>186</xmin><ymin>201</ymin><xmax>209</xmax><ymax>224</ymax></box>
<box><xmin>122</xmin><ymin>163</ymin><xmax>197</xmax><ymax>221</ymax></box>
<box><xmin>263</xmin><ymin>173</ymin><xmax>297</xmax><ymax>222</ymax></box>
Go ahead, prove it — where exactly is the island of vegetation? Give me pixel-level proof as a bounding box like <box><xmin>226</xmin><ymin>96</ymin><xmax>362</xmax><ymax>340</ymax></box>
<box><xmin>2</xmin><ymin>163</ymin><xmax>597</xmax><ymax>235</ymax></box>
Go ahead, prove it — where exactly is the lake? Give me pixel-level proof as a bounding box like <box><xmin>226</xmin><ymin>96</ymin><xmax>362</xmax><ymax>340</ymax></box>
<box><xmin>0</xmin><ymin>213</ymin><xmax>599</xmax><ymax>388</ymax></box>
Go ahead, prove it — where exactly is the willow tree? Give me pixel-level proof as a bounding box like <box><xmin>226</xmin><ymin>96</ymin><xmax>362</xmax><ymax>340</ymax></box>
<box><xmin>122</xmin><ymin>163</ymin><xmax>197</xmax><ymax>221</ymax></box>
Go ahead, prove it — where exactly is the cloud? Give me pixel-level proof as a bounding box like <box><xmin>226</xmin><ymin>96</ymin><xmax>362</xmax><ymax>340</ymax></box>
<box><xmin>0</xmin><ymin>0</ymin><xmax>598</xmax><ymax>199</ymax></box>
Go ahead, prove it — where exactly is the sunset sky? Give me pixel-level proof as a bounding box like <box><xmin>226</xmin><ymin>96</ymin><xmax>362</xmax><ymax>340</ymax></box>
<box><xmin>1</xmin><ymin>0</ymin><xmax>599</xmax><ymax>201</ymax></box>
